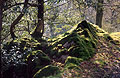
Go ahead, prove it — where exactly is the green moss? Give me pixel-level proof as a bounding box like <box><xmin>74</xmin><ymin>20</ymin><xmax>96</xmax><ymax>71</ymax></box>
<box><xmin>65</xmin><ymin>63</ymin><xmax>81</xmax><ymax>69</ymax></box>
<box><xmin>27</xmin><ymin>50</ymin><xmax>51</xmax><ymax>67</ymax></box>
<box><xmin>3</xmin><ymin>37</ymin><xmax>51</xmax><ymax>68</ymax></box>
<box><xmin>65</xmin><ymin>56</ymin><xmax>83</xmax><ymax>66</ymax></box>
<box><xmin>34</xmin><ymin>65</ymin><xmax>61</xmax><ymax>78</ymax></box>
<box><xmin>49</xmin><ymin>20</ymin><xmax>99</xmax><ymax>61</ymax></box>
<box><xmin>110</xmin><ymin>32</ymin><xmax>120</xmax><ymax>40</ymax></box>
<box><xmin>67</xmin><ymin>32</ymin><xmax>95</xmax><ymax>60</ymax></box>
<box><xmin>110</xmin><ymin>32</ymin><xmax>120</xmax><ymax>44</ymax></box>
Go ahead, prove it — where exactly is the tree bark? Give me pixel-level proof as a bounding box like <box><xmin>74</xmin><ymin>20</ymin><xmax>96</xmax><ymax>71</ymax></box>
<box><xmin>96</xmin><ymin>0</ymin><xmax>103</xmax><ymax>28</ymax></box>
<box><xmin>31</xmin><ymin>0</ymin><xmax>44</xmax><ymax>39</ymax></box>
<box><xmin>10</xmin><ymin>0</ymin><xmax>28</xmax><ymax>39</ymax></box>
<box><xmin>0</xmin><ymin>0</ymin><xmax>3</xmax><ymax>77</ymax></box>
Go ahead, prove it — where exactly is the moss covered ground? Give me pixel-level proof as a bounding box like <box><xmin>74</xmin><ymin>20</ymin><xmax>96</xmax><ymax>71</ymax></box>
<box><xmin>2</xmin><ymin>20</ymin><xmax>120</xmax><ymax>78</ymax></box>
<box><xmin>47</xmin><ymin>21</ymin><xmax>120</xmax><ymax>78</ymax></box>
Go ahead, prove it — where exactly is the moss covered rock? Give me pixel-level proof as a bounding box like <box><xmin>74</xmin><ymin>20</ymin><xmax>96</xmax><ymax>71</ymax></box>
<box><xmin>49</xmin><ymin>20</ymin><xmax>120</xmax><ymax>62</ymax></box>
<box><xmin>110</xmin><ymin>32</ymin><xmax>120</xmax><ymax>45</ymax></box>
<box><xmin>49</xmin><ymin>20</ymin><xmax>99</xmax><ymax>61</ymax></box>
<box><xmin>2</xmin><ymin>37</ymin><xmax>51</xmax><ymax>78</ymax></box>
<box><xmin>65</xmin><ymin>56</ymin><xmax>83</xmax><ymax>66</ymax></box>
<box><xmin>27</xmin><ymin>50</ymin><xmax>51</xmax><ymax>67</ymax></box>
<box><xmin>33</xmin><ymin>65</ymin><xmax>61</xmax><ymax>78</ymax></box>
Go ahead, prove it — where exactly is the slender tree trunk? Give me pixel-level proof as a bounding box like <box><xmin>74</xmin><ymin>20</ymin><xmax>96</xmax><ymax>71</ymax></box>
<box><xmin>37</xmin><ymin>0</ymin><xmax>44</xmax><ymax>34</ymax></box>
<box><xmin>96</xmin><ymin>0</ymin><xmax>103</xmax><ymax>28</ymax></box>
<box><xmin>0</xmin><ymin>0</ymin><xmax>3</xmax><ymax>77</ymax></box>
<box><xmin>111</xmin><ymin>10</ymin><xmax>115</xmax><ymax>24</ymax></box>
<box><xmin>10</xmin><ymin>0</ymin><xmax>28</xmax><ymax>39</ymax></box>
<box><xmin>31</xmin><ymin>0</ymin><xmax>44</xmax><ymax>38</ymax></box>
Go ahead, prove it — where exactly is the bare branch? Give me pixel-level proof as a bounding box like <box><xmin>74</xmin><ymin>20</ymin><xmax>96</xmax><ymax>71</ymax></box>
<box><xmin>3</xmin><ymin>3</ymin><xmax>24</xmax><ymax>12</ymax></box>
<box><xmin>3</xmin><ymin>0</ymin><xmax>50</xmax><ymax>12</ymax></box>
<box><xmin>10</xmin><ymin>0</ymin><xmax>29</xmax><ymax>39</ymax></box>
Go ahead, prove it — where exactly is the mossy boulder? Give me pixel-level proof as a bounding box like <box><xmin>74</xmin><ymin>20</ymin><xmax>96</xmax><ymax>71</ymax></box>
<box><xmin>49</xmin><ymin>20</ymin><xmax>100</xmax><ymax>60</ymax></box>
<box><xmin>65</xmin><ymin>56</ymin><xmax>83</xmax><ymax>67</ymax></box>
<box><xmin>49</xmin><ymin>20</ymin><xmax>119</xmax><ymax>61</ymax></box>
<box><xmin>33</xmin><ymin>65</ymin><xmax>61</xmax><ymax>78</ymax></box>
<box><xmin>67</xmin><ymin>32</ymin><xmax>95</xmax><ymax>60</ymax></box>
<box><xmin>110</xmin><ymin>32</ymin><xmax>120</xmax><ymax>45</ymax></box>
<box><xmin>27</xmin><ymin>50</ymin><xmax>51</xmax><ymax>68</ymax></box>
<box><xmin>2</xmin><ymin>37</ymin><xmax>51</xmax><ymax>78</ymax></box>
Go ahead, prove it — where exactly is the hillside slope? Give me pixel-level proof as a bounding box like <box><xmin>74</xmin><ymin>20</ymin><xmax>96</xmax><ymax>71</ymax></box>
<box><xmin>2</xmin><ymin>20</ymin><xmax>120</xmax><ymax>78</ymax></box>
<box><xmin>46</xmin><ymin>20</ymin><xmax>120</xmax><ymax>78</ymax></box>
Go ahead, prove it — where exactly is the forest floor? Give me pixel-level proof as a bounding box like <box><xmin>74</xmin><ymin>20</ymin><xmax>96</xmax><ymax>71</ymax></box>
<box><xmin>2</xmin><ymin>21</ymin><xmax>120</xmax><ymax>78</ymax></box>
<box><xmin>62</xmin><ymin>37</ymin><xmax>120</xmax><ymax>78</ymax></box>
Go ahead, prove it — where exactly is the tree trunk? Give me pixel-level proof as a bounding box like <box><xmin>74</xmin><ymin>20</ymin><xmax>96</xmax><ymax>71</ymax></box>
<box><xmin>31</xmin><ymin>0</ymin><xmax>44</xmax><ymax>39</ymax></box>
<box><xmin>96</xmin><ymin>0</ymin><xmax>103</xmax><ymax>28</ymax></box>
<box><xmin>10</xmin><ymin>0</ymin><xmax>28</xmax><ymax>39</ymax></box>
<box><xmin>0</xmin><ymin>0</ymin><xmax>3</xmax><ymax>77</ymax></box>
